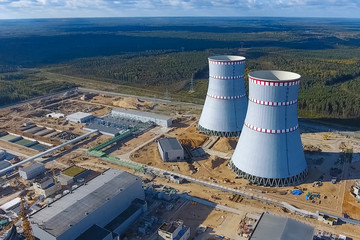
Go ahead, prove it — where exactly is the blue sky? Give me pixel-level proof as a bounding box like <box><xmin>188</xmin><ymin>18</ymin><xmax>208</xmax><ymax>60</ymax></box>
<box><xmin>0</xmin><ymin>0</ymin><xmax>359</xmax><ymax>19</ymax></box>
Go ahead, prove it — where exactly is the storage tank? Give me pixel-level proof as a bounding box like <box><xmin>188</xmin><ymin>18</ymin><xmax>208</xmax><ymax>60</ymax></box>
<box><xmin>198</xmin><ymin>56</ymin><xmax>248</xmax><ymax>137</ymax></box>
<box><xmin>231</xmin><ymin>70</ymin><xmax>307</xmax><ymax>186</ymax></box>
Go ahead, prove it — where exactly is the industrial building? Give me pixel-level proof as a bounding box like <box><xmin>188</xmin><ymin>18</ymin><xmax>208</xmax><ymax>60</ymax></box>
<box><xmin>33</xmin><ymin>177</ymin><xmax>62</xmax><ymax>197</ymax></box>
<box><xmin>0</xmin><ymin>160</ymin><xmax>11</xmax><ymax>170</ymax></box>
<box><xmin>317</xmin><ymin>212</ymin><xmax>338</xmax><ymax>226</ymax></box>
<box><xmin>249</xmin><ymin>213</ymin><xmax>314</xmax><ymax>240</ymax></box>
<box><xmin>83</xmin><ymin>114</ymin><xmax>146</xmax><ymax>137</ymax></box>
<box><xmin>0</xmin><ymin>160</ymin><xmax>11</xmax><ymax>176</ymax></box>
<box><xmin>66</xmin><ymin>112</ymin><xmax>94</xmax><ymax>123</ymax></box>
<box><xmin>232</xmin><ymin>70</ymin><xmax>307</xmax><ymax>187</ymax></box>
<box><xmin>158</xmin><ymin>220</ymin><xmax>190</xmax><ymax>240</ymax></box>
<box><xmin>57</xmin><ymin>165</ymin><xmax>89</xmax><ymax>185</ymax></box>
<box><xmin>351</xmin><ymin>180</ymin><xmax>360</xmax><ymax>200</ymax></box>
<box><xmin>111</xmin><ymin>108</ymin><xmax>172</xmax><ymax>127</ymax></box>
<box><xmin>30</xmin><ymin>169</ymin><xmax>146</xmax><ymax>240</ymax></box>
<box><xmin>19</xmin><ymin>162</ymin><xmax>45</xmax><ymax>180</ymax></box>
<box><xmin>0</xmin><ymin>198</ymin><xmax>21</xmax><ymax>214</ymax></box>
<box><xmin>158</xmin><ymin>138</ymin><xmax>184</xmax><ymax>162</ymax></box>
<box><xmin>198</xmin><ymin>55</ymin><xmax>248</xmax><ymax>137</ymax></box>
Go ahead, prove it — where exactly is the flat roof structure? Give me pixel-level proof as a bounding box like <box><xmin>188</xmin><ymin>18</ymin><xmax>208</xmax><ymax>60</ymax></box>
<box><xmin>0</xmin><ymin>197</ymin><xmax>21</xmax><ymax>212</ymax></box>
<box><xmin>66</xmin><ymin>112</ymin><xmax>93</xmax><ymax>123</ymax></box>
<box><xmin>19</xmin><ymin>162</ymin><xmax>44</xmax><ymax>174</ymax></box>
<box><xmin>62</xmin><ymin>165</ymin><xmax>87</xmax><ymax>177</ymax></box>
<box><xmin>113</xmin><ymin>108</ymin><xmax>171</xmax><ymax>120</ymax></box>
<box><xmin>75</xmin><ymin>225</ymin><xmax>111</xmax><ymax>240</ymax></box>
<box><xmin>249</xmin><ymin>213</ymin><xmax>314</xmax><ymax>240</ymax></box>
<box><xmin>67</xmin><ymin>112</ymin><xmax>92</xmax><ymax>120</ymax></box>
<box><xmin>158</xmin><ymin>138</ymin><xmax>183</xmax><ymax>152</ymax></box>
<box><xmin>0</xmin><ymin>160</ymin><xmax>11</xmax><ymax>170</ymax></box>
<box><xmin>30</xmin><ymin>169</ymin><xmax>140</xmax><ymax>238</ymax></box>
<box><xmin>111</xmin><ymin>108</ymin><xmax>172</xmax><ymax>127</ymax></box>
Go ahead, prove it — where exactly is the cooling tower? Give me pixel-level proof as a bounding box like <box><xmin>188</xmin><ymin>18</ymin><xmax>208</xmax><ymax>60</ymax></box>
<box><xmin>198</xmin><ymin>56</ymin><xmax>248</xmax><ymax>137</ymax></box>
<box><xmin>231</xmin><ymin>70</ymin><xmax>307</xmax><ymax>187</ymax></box>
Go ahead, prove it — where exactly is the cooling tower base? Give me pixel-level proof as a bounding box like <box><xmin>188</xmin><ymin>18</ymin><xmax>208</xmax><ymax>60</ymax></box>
<box><xmin>230</xmin><ymin>162</ymin><xmax>308</xmax><ymax>187</ymax></box>
<box><xmin>198</xmin><ymin>125</ymin><xmax>241</xmax><ymax>137</ymax></box>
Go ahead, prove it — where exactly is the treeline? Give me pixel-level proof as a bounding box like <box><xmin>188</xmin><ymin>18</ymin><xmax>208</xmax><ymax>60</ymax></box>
<box><xmin>50</xmin><ymin>46</ymin><xmax>360</xmax><ymax>119</ymax></box>
<box><xmin>53</xmin><ymin>51</ymin><xmax>210</xmax><ymax>90</ymax></box>
<box><xmin>0</xmin><ymin>75</ymin><xmax>76</xmax><ymax>106</ymax></box>
<box><xmin>244</xmin><ymin>47</ymin><xmax>360</xmax><ymax>118</ymax></box>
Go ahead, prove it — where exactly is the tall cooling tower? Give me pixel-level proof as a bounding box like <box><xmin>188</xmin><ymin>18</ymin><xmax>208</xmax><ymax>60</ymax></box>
<box><xmin>231</xmin><ymin>70</ymin><xmax>307</xmax><ymax>187</ymax></box>
<box><xmin>198</xmin><ymin>56</ymin><xmax>247</xmax><ymax>137</ymax></box>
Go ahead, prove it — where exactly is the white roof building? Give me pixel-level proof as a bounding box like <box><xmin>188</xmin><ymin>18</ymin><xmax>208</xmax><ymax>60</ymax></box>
<box><xmin>66</xmin><ymin>112</ymin><xmax>93</xmax><ymax>123</ymax></box>
<box><xmin>30</xmin><ymin>169</ymin><xmax>145</xmax><ymax>240</ymax></box>
<box><xmin>111</xmin><ymin>108</ymin><xmax>172</xmax><ymax>127</ymax></box>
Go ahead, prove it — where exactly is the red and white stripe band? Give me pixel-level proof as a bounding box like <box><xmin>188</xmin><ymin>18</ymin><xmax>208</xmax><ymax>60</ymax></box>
<box><xmin>249</xmin><ymin>97</ymin><xmax>298</xmax><ymax>106</ymax></box>
<box><xmin>209</xmin><ymin>74</ymin><xmax>244</xmax><ymax>80</ymax></box>
<box><xmin>209</xmin><ymin>60</ymin><xmax>245</xmax><ymax>65</ymax></box>
<box><xmin>245</xmin><ymin>122</ymin><xmax>299</xmax><ymax>134</ymax></box>
<box><xmin>207</xmin><ymin>93</ymin><xmax>246</xmax><ymax>100</ymax></box>
<box><xmin>249</xmin><ymin>77</ymin><xmax>300</xmax><ymax>86</ymax></box>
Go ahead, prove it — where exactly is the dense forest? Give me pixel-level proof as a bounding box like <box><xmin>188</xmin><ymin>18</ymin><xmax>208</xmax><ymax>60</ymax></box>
<box><xmin>0</xmin><ymin>17</ymin><xmax>359</xmax><ymax>120</ymax></box>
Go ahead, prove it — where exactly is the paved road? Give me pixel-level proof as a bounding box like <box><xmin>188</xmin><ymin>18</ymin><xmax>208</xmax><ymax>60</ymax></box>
<box><xmin>78</xmin><ymin>87</ymin><xmax>204</xmax><ymax>109</ymax></box>
<box><xmin>179</xmin><ymin>193</ymin><xmax>243</xmax><ymax>215</ymax></box>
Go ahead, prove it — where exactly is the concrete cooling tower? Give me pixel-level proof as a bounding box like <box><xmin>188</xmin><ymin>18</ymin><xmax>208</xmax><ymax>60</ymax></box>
<box><xmin>231</xmin><ymin>70</ymin><xmax>307</xmax><ymax>187</ymax></box>
<box><xmin>198</xmin><ymin>56</ymin><xmax>248</xmax><ymax>137</ymax></box>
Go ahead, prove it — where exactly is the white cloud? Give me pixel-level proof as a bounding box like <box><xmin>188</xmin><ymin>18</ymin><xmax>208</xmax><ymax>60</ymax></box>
<box><xmin>0</xmin><ymin>0</ymin><xmax>359</xmax><ymax>18</ymax></box>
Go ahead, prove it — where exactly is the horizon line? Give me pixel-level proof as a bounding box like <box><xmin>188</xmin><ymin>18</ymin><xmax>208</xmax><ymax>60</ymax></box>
<box><xmin>1</xmin><ymin>16</ymin><xmax>360</xmax><ymax>21</ymax></box>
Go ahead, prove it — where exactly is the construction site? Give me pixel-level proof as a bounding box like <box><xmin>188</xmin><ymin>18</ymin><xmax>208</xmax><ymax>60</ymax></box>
<box><xmin>0</xmin><ymin>58</ymin><xmax>360</xmax><ymax>239</ymax></box>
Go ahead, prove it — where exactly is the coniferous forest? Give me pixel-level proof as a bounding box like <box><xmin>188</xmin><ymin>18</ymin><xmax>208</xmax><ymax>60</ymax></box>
<box><xmin>0</xmin><ymin>17</ymin><xmax>359</xmax><ymax>121</ymax></box>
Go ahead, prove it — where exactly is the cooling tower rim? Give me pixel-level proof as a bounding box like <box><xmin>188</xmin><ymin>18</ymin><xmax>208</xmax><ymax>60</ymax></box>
<box><xmin>249</xmin><ymin>70</ymin><xmax>301</xmax><ymax>82</ymax></box>
<box><xmin>208</xmin><ymin>55</ymin><xmax>246</xmax><ymax>61</ymax></box>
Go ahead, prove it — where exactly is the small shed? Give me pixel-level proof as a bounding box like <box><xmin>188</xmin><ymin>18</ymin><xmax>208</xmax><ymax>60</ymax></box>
<box><xmin>66</xmin><ymin>112</ymin><xmax>93</xmax><ymax>123</ymax></box>
<box><xmin>19</xmin><ymin>162</ymin><xmax>45</xmax><ymax>180</ymax></box>
<box><xmin>158</xmin><ymin>138</ymin><xmax>184</xmax><ymax>162</ymax></box>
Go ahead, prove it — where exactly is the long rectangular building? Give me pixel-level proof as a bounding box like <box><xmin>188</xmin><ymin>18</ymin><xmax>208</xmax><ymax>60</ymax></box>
<box><xmin>111</xmin><ymin>108</ymin><xmax>172</xmax><ymax>127</ymax></box>
<box><xmin>30</xmin><ymin>169</ymin><xmax>145</xmax><ymax>240</ymax></box>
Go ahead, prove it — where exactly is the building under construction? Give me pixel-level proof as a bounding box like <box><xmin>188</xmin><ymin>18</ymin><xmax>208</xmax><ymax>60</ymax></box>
<box><xmin>29</xmin><ymin>169</ymin><xmax>146</xmax><ymax>240</ymax></box>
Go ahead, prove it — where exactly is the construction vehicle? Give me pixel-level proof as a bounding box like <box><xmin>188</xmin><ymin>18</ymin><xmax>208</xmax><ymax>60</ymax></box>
<box><xmin>211</xmin><ymin>195</ymin><xmax>221</xmax><ymax>200</ymax></box>
<box><xmin>312</xmin><ymin>181</ymin><xmax>323</xmax><ymax>187</ymax></box>
<box><xmin>322</xmin><ymin>133</ymin><xmax>333</xmax><ymax>140</ymax></box>
<box><xmin>331</xmin><ymin>177</ymin><xmax>338</xmax><ymax>184</ymax></box>
<box><xmin>306</xmin><ymin>192</ymin><xmax>320</xmax><ymax>200</ymax></box>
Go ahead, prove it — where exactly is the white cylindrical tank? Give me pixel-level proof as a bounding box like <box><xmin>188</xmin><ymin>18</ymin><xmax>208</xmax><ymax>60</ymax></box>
<box><xmin>231</xmin><ymin>70</ymin><xmax>307</xmax><ymax>187</ymax></box>
<box><xmin>198</xmin><ymin>56</ymin><xmax>248</xmax><ymax>137</ymax></box>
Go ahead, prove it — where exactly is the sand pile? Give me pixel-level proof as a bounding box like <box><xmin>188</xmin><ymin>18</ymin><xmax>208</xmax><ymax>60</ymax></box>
<box><xmin>178</xmin><ymin>126</ymin><xmax>208</xmax><ymax>148</ymax></box>
<box><xmin>112</xmin><ymin>97</ymin><xmax>154</xmax><ymax>110</ymax></box>
<box><xmin>212</xmin><ymin>138</ymin><xmax>237</xmax><ymax>152</ymax></box>
<box><xmin>91</xmin><ymin>95</ymin><xmax>114</xmax><ymax>105</ymax></box>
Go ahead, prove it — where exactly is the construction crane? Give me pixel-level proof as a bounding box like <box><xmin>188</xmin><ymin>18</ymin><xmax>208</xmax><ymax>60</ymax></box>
<box><xmin>0</xmin><ymin>198</ymin><xmax>35</xmax><ymax>240</ymax></box>
<box><xmin>51</xmin><ymin>167</ymin><xmax>58</xmax><ymax>185</ymax></box>
<box><xmin>20</xmin><ymin>197</ymin><xmax>34</xmax><ymax>240</ymax></box>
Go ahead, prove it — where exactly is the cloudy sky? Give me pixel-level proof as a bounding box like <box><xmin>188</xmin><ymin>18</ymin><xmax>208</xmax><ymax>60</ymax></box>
<box><xmin>0</xmin><ymin>0</ymin><xmax>359</xmax><ymax>19</ymax></box>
